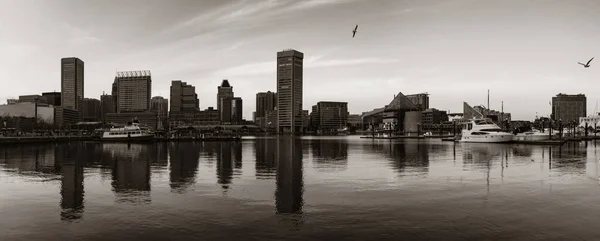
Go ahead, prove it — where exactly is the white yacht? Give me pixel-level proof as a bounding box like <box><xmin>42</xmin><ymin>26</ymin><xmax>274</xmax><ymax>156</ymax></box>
<box><xmin>101</xmin><ymin>121</ymin><xmax>154</xmax><ymax>142</ymax></box>
<box><xmin>459</xmin><ymin>118</ymin><xmax>514</xmax><ymax>143</ymax></box>
<box><xmin>513</xmin><ymin>129</ymin><xmax>551</xmax><ymax>141</ymax></box>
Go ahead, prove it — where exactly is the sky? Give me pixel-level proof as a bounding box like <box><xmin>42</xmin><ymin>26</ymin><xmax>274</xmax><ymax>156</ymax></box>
<box><xmin>1</xmin><ymin>0</ymin><xmax>600</xmax><ymax>120</ymax></box>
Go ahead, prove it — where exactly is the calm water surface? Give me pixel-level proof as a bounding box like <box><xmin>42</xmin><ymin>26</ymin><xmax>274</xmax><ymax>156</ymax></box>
<box><xmin>2</xmin><ymin>136</ymin><xmax>600</xmax><ymax>240</ymax></box>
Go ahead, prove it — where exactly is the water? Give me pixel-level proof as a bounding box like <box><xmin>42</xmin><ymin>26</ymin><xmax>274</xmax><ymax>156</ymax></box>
<box><xmin>1</xmin><ymin>136</ymin><xmax>600</xmax><ymax>240</ymax></box>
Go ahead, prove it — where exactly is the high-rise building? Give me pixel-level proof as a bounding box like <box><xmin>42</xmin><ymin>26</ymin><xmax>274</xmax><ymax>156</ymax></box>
<box><xmin>100</xmin><ymin>94</ymin><xmax>115</xmax><ymax>123</ymax></box>
<box><xmin>61</xmin><ymin>57</ymin><xmax>84</xmax><ymax>117</ymax></box>
<box><xmin>83</xmin><ymin>98</ymin><xmax>101</xmax><ymax>122</ymax></box>
<box><xmin>170</xmin><ymin>81</ymin><xmax>199</xmax><ymax>112</ymax></box>
<box><xmin>552</xmin><ymin>93</ymin><xmax>586</xmax><ymax>123</ymax></box>
<box><xmin>113</xmin><ymin>70</ymin><xmax>152</xmax><ymax>113</ymax></box>
<box><xmin>231</xmin><ymin>97</ymin><xmax>243</xmax><ymax>125</ymax></box>
<box><xmin>220</xmin><ymin>97</ymin><xmax>233</xmax><ymax>124</ymax></box>
<box><xmin>42</xmin><ymin>92</ymin><xmax>61</xmax><ymax>106</ymax></box>
<box><xmin>256</xmin><ymin>91</ymin><xmax>277</xmax><ymax>118</ymax></box>
<box><xmin>217</xmin><ymin>79</ymin><xmax>234</xmax><ymax>119</ymax></box>
<box><xmin>276</xmin><ymin>49</ymin><xmax>303</xmax><ymax>134</ymax></box>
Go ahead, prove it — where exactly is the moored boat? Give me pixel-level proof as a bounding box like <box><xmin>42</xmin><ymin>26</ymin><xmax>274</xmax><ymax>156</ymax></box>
<box><xmin>459</xmin><ymin>118</ymin><xmax>514</xmax><ymax>143</ymax></box>
<box><xmin>101</xmin><ymin>120</ymin><xmax>154</xmax><ymax>142</ymax></box>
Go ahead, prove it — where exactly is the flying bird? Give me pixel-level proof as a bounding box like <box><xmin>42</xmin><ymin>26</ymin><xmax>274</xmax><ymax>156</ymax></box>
<box><xmin>352</xmin><ymin>25</ymin><xmax>358</xmax><ymax>38</ymax></box>
<box><xmin>578</xmin><ymin>57</ymin><xmax>594</xmax><ymax>68</ymax></box>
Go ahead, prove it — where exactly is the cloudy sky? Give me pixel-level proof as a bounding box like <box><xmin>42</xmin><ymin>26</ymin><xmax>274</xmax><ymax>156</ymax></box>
<box><xmin>1</xmin><ymin>0</ymin><xmax>600</xmax><ymax>120</ymax></box>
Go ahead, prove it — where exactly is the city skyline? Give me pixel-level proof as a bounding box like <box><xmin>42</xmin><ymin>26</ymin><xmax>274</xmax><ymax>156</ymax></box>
<box><xmin>1</xmin><ymin>0</ymin><xmax>600</xmax><ymax>120</ymax></box>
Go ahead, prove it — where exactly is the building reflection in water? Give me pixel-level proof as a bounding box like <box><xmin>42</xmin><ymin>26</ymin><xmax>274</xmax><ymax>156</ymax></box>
<box><xmin>216</xmin><ymin>142</ymin><xmax>234</xmax><ymax>190</ymax></box>
<box><xmin>275</xmin><ymin>136</ymin><xmax>304</xmax><ymax>215</ymax></box>
<box><xmin>54</xmin><ymin>144</ymin><xmax>85</xmax><ymax>221</ymax></box>
<box><xmin>310</xmin><ymin>139</ymin><xmax>348</xmax><ymax>172</ymax></box>
<box><xmin>168</xmin><ymin>143</ymin><xmax>200</xmax><ymax>193</ymax></box>
<box><xmin>103</xmin><ymin>143</ymin><xmax>151</xmax><ymax>205</ymax></box>
<box><xmin>380</xmin><ymin>141</ymin><xmax>430</xmax><ymax>175</ymax></box>
<box><xmin>254</xmin><ymin>138</ymin><xmax>277</xmax><ymax>179</ymax></box>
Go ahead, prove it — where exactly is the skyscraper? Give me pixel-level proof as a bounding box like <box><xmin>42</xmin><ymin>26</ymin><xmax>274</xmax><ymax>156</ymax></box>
<box><xmin>217</xmin><ymin>79</ymin><xmax>234</xmax><ymax>121</ymax></box>
<box><xmin>276</xmin><ymin>49</ymin><xmax>303</xmax><ymax>134</ymax></box>
<box><xmin>170</xmin><ymin>80</ymin><xmax>199</xmax><ymax>112</ymax></box>
<box><xmin>113</xmin><ymin>70</ymin><xmax>152</xmax><ymax>113</ymax></box>
<box><xmin>61</xmin><ymin>57</ymin><xmax>84</xmax><ymax>117</ymax></box>
<box><xmin>231</xmin><ymin>97</ymin><xmax>243</xmax><ymax>125</ymax></box>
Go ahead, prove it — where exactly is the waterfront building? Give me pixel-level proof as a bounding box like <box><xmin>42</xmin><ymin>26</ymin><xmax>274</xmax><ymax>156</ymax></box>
<box><xmin>347</xmin><ymin>114</ymin><xmax>362</xmax><ymax>129</ymax></box>
<box><xmin>311</xmin><ymin>101</ymin><xmax>349</xmax><ymax>132</ymax></box>
<box><xmin>421</xmin><ymin>108</ymin><xmax>448</xmax><ymax>131</ymax></box>
<box><xmin>276</xmin><ymin>49</ymin><xmax>304</xmax><ymax>134</ymax></box>
<box><xmin>552</xmin><ymin>93</ymin><xmax>586</xmax><ymax>124</ymax></box>
<box><xmin>113</xmin><ymin>70</ymin><xmax>152</xmax><ymax>113</ymax></box>
<box><xmin>0</xmin><ymin>102</ymin><xmax>55</xmax><ymax>130</ymax></box>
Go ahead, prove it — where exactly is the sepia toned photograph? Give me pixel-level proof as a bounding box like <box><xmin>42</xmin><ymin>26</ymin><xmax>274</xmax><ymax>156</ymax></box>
<box><xmin>1</xmin><ymin>0</ymin><xmax>600</xmax><ymax>240</ymax></box>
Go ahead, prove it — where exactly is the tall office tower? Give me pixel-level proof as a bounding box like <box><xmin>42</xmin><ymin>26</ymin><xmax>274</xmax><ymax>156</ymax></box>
<box><xmin>217</xmin><ymin>79</ymin><xmax>234</xmax><ymax>120</ymax></box>
<box><xmin>113</xmin><ymin>70</ymin><xmax>152</xmax><ymax>113</ymax></box>
<box><xmin>256</xmin><ymin>91</ymin><xmax>277</xmax><ymax>119</ymax></box>
<box><xmin>170</xmin><ymin>80</ymin><xmax>199</xmax><ymax>112</ymax></box>
<box><xmin>231</xmin><ymin>97</ymin><xmax>243</xmax><ymax>124</ymax></box>
<box><xmin>61</xmin><ymin>57</ymin><xmax>84</xmax><ymax>117</ymax></box>
<box><xmin>276</xmin><ymin>49</ymin><xmax>303</xmax><ymax>134</ymax></box>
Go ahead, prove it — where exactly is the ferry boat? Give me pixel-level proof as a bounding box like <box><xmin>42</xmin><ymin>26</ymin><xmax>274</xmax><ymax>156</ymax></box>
<box><xmin>459</xmin><ymin>118</ymin><xmax>514</xmax><ymax>143</ymax></box>
<box><xmin>101</xmin><ymin>120</ymin><xmax>154</xmax><ymax>142</ymax></box>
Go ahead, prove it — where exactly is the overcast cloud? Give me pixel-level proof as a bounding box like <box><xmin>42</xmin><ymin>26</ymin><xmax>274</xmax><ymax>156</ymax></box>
<box><xmin>1</xmin><ymin>0</ymin><xmax>600</xmax><ymax>120</ymax></box>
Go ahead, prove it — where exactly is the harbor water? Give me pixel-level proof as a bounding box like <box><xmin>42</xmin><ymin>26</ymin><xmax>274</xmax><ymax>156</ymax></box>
<box><xmin>2</xmin><ymin>136</ymin><xmax>600</xmax><ymax>240</ymax></box>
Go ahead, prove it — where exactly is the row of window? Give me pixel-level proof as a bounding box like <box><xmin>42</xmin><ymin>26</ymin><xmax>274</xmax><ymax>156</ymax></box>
<box><xmin>108</xmin><ymin>131</ymin><xmax>142</xmax><ymax>135</ymax></box>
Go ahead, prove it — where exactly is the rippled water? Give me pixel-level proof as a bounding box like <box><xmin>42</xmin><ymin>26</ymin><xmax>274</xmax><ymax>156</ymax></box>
<box><xmin>1</xmin><ymin>136</ymin><xmax>600</xmax><ymax>240</ymax></box>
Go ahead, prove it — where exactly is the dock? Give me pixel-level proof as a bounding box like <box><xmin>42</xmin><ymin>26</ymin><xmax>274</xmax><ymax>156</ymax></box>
<box><xmin>0</xmin><ymin>136</ymin><xmax>97</xmax><ymax>144</ymax></box>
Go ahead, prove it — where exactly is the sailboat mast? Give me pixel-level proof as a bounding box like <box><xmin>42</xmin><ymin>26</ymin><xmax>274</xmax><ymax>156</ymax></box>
<box><xmin>487</xmin><ymin>89</ymin><xmax>490</xmax><ymax>116</ymax></box>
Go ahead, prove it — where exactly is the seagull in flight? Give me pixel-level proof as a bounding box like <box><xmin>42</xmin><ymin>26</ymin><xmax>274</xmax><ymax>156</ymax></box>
<box><xmin>352</xmin><ymin>25</ymin><xmax>358</xmax><ymax>38</ymax></box>
<box><xmin>578</xmin><ymin>57</ymin><xmax>594</xmax><ymax>68</ymax></box>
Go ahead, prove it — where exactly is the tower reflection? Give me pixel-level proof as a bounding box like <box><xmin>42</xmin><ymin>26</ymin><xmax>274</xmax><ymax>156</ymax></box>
<box><xmin>216</xmin><ymin>142</ymin><xmax>234</xmax><ymax>189</ymax></box>
<box><xmin>311</xmin><ymin>139</ymin><xmax>348</xmax><ymax>172</ymax></box>
<box><xmin>103</xmin><ymin>143</ymin><xmax>151</xmax><ymax>205</ymax></box>
<box><xmin>56</xmin><ymin>144</ymin><xmax>85</xmax><ymax>221</ymax></box>
<box><xmin>254</xmin><ymin>138</ymin><xmax>277</xmax><ymax>179</ymax></box>
<box><xmin>169</xmin><ymin>142</ymin><xmax>200</xmax><ymax>193</ymax></box>
<box><xmin>275</xmin><ymin>136</ymin><xmax>304</xmax><ymax>214</ymax></box>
